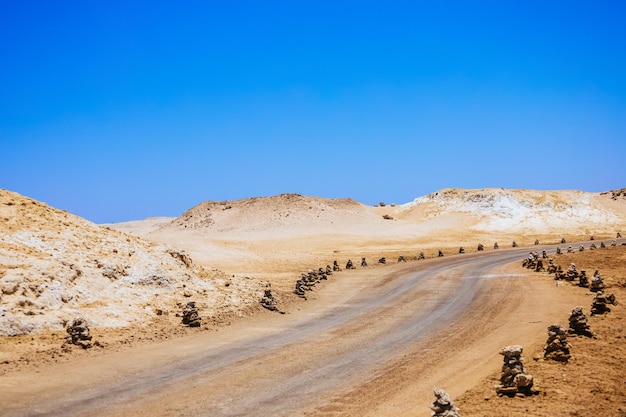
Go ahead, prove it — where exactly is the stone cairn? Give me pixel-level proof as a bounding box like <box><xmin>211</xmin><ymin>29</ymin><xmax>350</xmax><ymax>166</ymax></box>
<box><xmin>568</xmin><ymin>306</ymin><xmax>593</xmax><ymax>337</ymax></box>
<box><xmin>477</xmin><ymin>243</ymin><xmax>484</xmax><ymax>251</ymax></box>
<box><xmin>182</xmin><ymin>301</ymin><xmax>201</xmax><ymax>327</ymax></box>
<box><xmin>600</xmin><ymin>241</ymin><xmax>606</xmax><ymax>249</ymax></box>
<box><xmin>418</xmin><ymin>251</ymin><xmax>425</xmax><ymax>260</ymax></box>
<box><xmin>346</xmin><ymin>259</ymin><xmax>356</xmax><ymax>269</ymax></box>
<box><xmin>547</xmin><ymin>259</ymin><xmax>558</xmax><ymax>274</ymax></box>
<box><xmin>543</xmin><ymin>324</ymin><xmax>571</xmax><ymax>362</ymax></box>
<box><xmin>378</xmin><ymin>257</ymin><xmax>386</xmax><ymax>264</ymax></box>
<box><xmin>66</xmin><ymin>318</ymin><xmax>93</xmax><ymax>349</ymax></box>
<box><xmin>535</xmin><ymin>239</ymin><xmax>540</xmax><ymax>245</ymax></box>
<box><xmin>493</xmin><ymin>242</ymin><xmax>499</xmax><ymax>250</ymax></box>
<box><xmin>333</xmin><ymin>260</ymin><xmax>341</xmax><ymax>272</ymax></box>
<box><xmin>590</xmin><ymin>270</ymin><xmax>605</xmax><ymax>292</ymax></box>
<box><xmin>430</xmin><ymin>388</ymin><xmax>461</xmax><ymax>417</ymax></box>
<box><xmin>260</xmin><ymin>287</ymin><xmax>285</xmax><ymax>314</ymax></box>
<box><xmin>438</xmin><ymin>250</ymin><xmax>444</xmax><ymax>257</ymax></box>
<box><xmin>459</xmin><ymin>247</ymin><xmax>465</xmax><ymax>254</ymax></box>
<box><xmin>361</xmin><ymin>257</ymin><xmax>368</xmax><ymax>267</ymax></box>
<box><xmin>294</xmin><ymin>268</ymin><xmax>331</xmax><ymax>299</ymax></box>
<box><xmin>591</xmin><ymin>291</ymin><xmax>617</xmax><ymax>315</ymax></box>
<box><xmin>578</xmin><ymin>270</ymin><xmax>589</xmax><ymax>288</ymax></box>
<box><xmin>398</xmin><ymin>254</ymin><xmax>406</xmax><ymax>262</ymax></box>
<box><xmin>579</xmin><ymin>245</ymin><xmax>585</xmax><ymax>252</ymax></box>
<box><xmin>565</xmin><ymin>263</ymin><xmax>578</xmax><ymax>281</ymax></box>
<box><xmin>495</xmin><ymin>345</ymin><xmax>534</xmax><ymax>396</ymax></box>
<box><xmin>590</xmin><ymin>243</ymin><xmax>597</xmax><ymax>250</ymax></box>
<box><xmin>561</xmin><ymin>238</ymin><xmax>567</xmax><ymax>244</ymax></box>
<box><xmin>556</xmin><ymin>247</ymin><xmax>562</xmax><ymax>255</ymax></box>
<box><xmin>542</xmin><ymin>250</ymin><xmax>548</xmax><ymax>259</ymax></box>
<box><xmin>512</xmin><ymin>241</ymin><xmax>518</xmax><ymax>248</ymax></box>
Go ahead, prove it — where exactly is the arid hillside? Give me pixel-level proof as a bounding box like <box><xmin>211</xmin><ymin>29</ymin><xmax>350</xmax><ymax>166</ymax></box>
<box><xmin>123</xmin><ymin>188</ymin><xmax>626</xmax><ymax>282</ymax></box>
<box><xmin>0</xmin><ymin>189</ymin><xmax>265</xmax><ymax>337</ymax></box>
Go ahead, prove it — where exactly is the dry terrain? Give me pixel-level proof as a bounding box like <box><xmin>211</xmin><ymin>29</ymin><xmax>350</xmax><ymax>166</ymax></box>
<box><xmin>1</xmin><ymin>187</ymin><xmax>625</xmax><ymax>416</ymax></box>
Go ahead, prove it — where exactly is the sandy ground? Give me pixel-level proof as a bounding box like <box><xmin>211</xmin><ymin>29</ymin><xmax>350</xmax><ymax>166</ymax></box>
<box><xmin>1</xmin><ymin>188</ymin><xmax>626</xmax><ymax>416</ymax></box>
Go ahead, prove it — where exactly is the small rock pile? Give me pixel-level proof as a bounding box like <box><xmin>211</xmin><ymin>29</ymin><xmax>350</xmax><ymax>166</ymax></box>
<box><xmin>568</xmin><ymin>306</ymin><xmax>593</xmax><ymax>337</ymax></box>
<box><xmin>346</xmin><ymin>259</ymin><xmax>355</xmax><ymax>269</ymax></box>
<box><xmin>181</xmin><ymin>301</ymin><xmax>201</xmax><ymax>327</ymax></box>
<box><xmin>590</xmin><ymin>270</ymin><xmax>605</xmax><ymax>292</ymax></box>
<box><xmin>65</xmin><ymin>317</ymin><xmax>93</xmax><ymax>349</ymax></box>
<box><xmin>495</xmin><ymin>345</ymin><xmax>534</xmax><ymax>396</ymax></box>
<box><xmin>591</xmin><ymin>291</ymin><xmax>617</xmax><ymax>315</ymax></box>
<box><xmin>565</xmin><ymin>263</ymin><xmax>578</xmax><ymax>281</ymax></box>
<box><xmin>430</xmin><ymin>388</ymin><xmax>461</xmax><ymax>417</ymax></box>
<box><xmin>260</xmin><ymin>288</ymin><xmax>285</xmax><ymax>314</ymax></box>
<box><xmin>547</xmin><ymin>259</ymin><xmax>557</xmax><ymax>274</ymax></box>
<box><xmin>578</xmin><ymin>270</ymin><xmax>588</xmax><ymax>287</ymax></box>
<box><xmin>294</xmin><ymin>268</ymin><xmax>331</xmax><ymax>299</ymax></box>
<box><xmin>543</xmin><ymin>324</ymin><xmax>571</xmax><ymax>362</ymax></box>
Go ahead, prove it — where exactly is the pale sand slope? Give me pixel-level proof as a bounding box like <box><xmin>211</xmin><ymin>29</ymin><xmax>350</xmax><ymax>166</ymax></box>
<box><xmin>115</xmin><ymin>189</ymin><xmax>626</xmax><ymax>284</ymax></box>
<box><xmin>0</xmin><ymin>189</ymin><xmax>266</xmax><ymax>336</ymax></box>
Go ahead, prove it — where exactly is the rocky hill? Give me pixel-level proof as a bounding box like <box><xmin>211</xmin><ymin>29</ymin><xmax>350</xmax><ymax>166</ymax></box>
<box><xmin>0</xmin><ymin>189</ymin><xmax>265</xmax><ymax>336</ymax></box>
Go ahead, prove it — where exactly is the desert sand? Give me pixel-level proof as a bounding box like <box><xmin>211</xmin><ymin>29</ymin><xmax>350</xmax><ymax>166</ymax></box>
<box><xmin>1</xmin><ymin>187</ymin><xmax>625</xmax><ymax>416</ymax></box>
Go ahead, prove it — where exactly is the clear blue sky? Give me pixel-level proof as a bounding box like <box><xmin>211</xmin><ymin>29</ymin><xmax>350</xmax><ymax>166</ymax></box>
<box><xmin>2</xmin><ymin>1</ymin><xmax>625</xmax><ymax>223</ymax></box>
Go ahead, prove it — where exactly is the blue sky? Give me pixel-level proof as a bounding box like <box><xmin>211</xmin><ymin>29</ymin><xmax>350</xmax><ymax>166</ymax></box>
<box><xmin>2</xmin><ymin>1</ymin><xmax>625</xmax><ymax>223</ymax></box>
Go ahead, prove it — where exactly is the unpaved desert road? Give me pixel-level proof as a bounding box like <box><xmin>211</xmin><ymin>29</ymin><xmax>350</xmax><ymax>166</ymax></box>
<box><xmin>0</xmin><ymin>246</ymin><xmax>586</xmax><ymax>417</ymax></box>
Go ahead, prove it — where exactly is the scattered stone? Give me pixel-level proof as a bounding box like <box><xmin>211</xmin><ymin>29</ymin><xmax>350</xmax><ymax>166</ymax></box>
<box><xmin>430</xmin><ymin>388</ymin><xmax>461</xmax><ymax>417</ymax></box>
<box><xmin>181</xmin><ymin>301</ymin><xmax>201</xmax><ymax>327</ymax></box>
<box><xmin>544</xmin><ymin>324</ymin><xmax>571</xmax><ymax>362</ymax></box>
<box><xmin>568</xmin><ymin>306</ymin><xmax>593</xmax><ymax>337</ymax></box>
<box><xmin>65</xmin><ymin>318</ymin><xmax>93</xmax><ymax>349</ymax></box>
<box><xmin>495</xmin><ymin>345</ymin><xmax>534</xmax><ymax>396</ymax></box>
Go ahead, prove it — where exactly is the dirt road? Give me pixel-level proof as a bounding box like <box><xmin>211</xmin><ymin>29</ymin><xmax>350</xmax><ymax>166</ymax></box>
<box><xmin>0</xmin><ymin>247</ymin><xmax>584</xmax><ymax>417</ymax></box>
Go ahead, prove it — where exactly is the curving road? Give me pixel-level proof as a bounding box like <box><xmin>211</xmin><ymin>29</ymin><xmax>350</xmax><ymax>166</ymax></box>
<box><xmin>0</xmin><ymin>245</ymin><xmax>588</xmax><ymax>417</ymax></box>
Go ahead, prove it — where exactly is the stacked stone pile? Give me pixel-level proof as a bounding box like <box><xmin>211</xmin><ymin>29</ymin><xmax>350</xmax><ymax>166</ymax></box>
<box><xmin>495</xmin><ymin>345</ymin><xmax>534</xmax><ymax>396</ymax></box>
<box><xmin>547</xmin><ymin>259</ymin><xmax>557</xmax><ymax>274</ymax></box>
<box><xmin>568</xmin><ymin>306</ymin><xmax>593</xmax><ymax>337</ymax></box>
<box><xmin>591</xmin><ymin>292</ymin><xmax>617</xmax><ymax>315</ymax></box>
<box><xmin>260</xmin><ymin>288</ymin><xmax>285</xmax><ymax>314</ymax></box>
<box><xmin>345</xmin><ymin>259</ymin><xmax>355</xmax><ymax>269</ymax></box>
<box><xmin>590</xmin><ymin>270</ymin><xmax>605</xmax><ymax>292</ymax></box>
<box><xmin>543</xmin><ymin>324</ymin><xmax>571</xmax><ymax>362</ymax></box>
<box><xmin>181</xmin><ymin>301</ymin><xmax>201</xmax><ymax>327</ymax></box>
<box><xmin>565</xmin><ymin>263</ymin><xmax>578</xmax><ymax>281</ymax></box>
<box><xmin>430</xmin><ymin>388</ymin><xmax>461</xmax><ymax>417</ymax></box>
<box><xmin>578</xmin><ymin>270</ymin><xmax>588</xmax><ymax>288</ymax></box>
<box><xmin>65</xmin><ymin>317</ymin><xmax>93</xmax><ymax>349</ymax></box>
<box><xmin>294</xmin><ymin>268</ymin><xmax>331</xmax><ymax>299</ymax></box>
